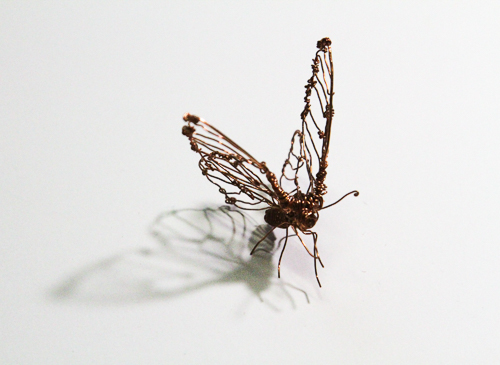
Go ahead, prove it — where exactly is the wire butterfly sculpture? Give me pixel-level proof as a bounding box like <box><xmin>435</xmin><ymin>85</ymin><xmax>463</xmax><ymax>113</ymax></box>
<box><xmin>182</xmin><ymin>37</ymin><xmax>358</xmax><ymax>287</ymax></box>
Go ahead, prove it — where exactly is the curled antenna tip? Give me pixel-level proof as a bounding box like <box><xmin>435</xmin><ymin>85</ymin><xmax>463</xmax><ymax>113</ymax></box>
<box><xmin>322</xmin><ymin>190</ymin><xmax>360</xmax><ymax>210</ymax></box>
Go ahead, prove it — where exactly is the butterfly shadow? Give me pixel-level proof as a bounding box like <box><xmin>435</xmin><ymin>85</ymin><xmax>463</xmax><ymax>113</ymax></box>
<box><xmin>50</xmin><ymin>205</ymin><xmax>309</xmax><ymax>311</ymax></box>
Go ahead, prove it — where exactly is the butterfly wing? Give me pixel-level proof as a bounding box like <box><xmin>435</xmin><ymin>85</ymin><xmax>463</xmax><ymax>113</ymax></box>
<box><xmin>280</xmin><ymin>38</ymin><xmax>334</xmax><ymax>197</ymax></box>
<box><xmin>182</xmin><ymin>113</ymin><xmax>279</xmax><ymax>209</ymax></box>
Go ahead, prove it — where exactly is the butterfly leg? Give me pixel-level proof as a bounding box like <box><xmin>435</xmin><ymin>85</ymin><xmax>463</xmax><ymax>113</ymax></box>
<box><xmin>277</xmin><ymin>227</ymin><xmax>289</xmax><ymax>278</ymax></box>
<box><xmin>313</xmin><ymin>231</ymin><xmax>321</xmax><ymax>287</ymax></box>
<box><xmin>250</xmin><ymin>225</ymin><xmax>278</xmax><ymax>255</ymax></box>
<box><xmin>303</xmin><ymin>230</ymin><xmax>324</xmax><ymax>268</ymax></box>
<box><xmin>292</xmin><ymin>226</ymin><xmax>316</xmax><ymax>259</ymax></box>
<box><xmin>277</xmin><ymin>233</ymin><xmax>298</xmax><ymax>250</ymax></box>
<box><xmin>302</xmin><ymin>230</ymin><xmax>322</xmax><ymax>287</ymax></box>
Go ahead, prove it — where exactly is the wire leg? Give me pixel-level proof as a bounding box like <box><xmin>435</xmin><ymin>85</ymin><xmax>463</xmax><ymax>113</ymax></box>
<box><xmin>312</xmin><ymin>231</ymin><xmax>321</xmax><ymax>287</ymax></box>
<box><xmin>292</xmin><ymin>227</ymin><xmax>315</xmax><ymax>258</ymax></box>
<box><xmin>250</xmin><ymin>225</ymin><xmax>277</xmax><ymax>255</ymax></box>
<box><xmin>303</xmin><ymin>230</ymin><xmax>323</xmax><ymax>268</ymax></box>
<box><xmin>278</xmin><ymin>227</ymin><xmax>289</xmax><ymax>278</ymax></box>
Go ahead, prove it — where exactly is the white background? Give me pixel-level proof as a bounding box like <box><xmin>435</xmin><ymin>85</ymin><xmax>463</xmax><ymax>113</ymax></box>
<box><xmin>2</xmin><ymin>2</ymin><xmax>500</xmax><ymax>364</ymax></box>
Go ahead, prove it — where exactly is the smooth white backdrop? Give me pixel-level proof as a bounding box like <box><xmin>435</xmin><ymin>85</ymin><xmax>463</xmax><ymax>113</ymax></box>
<box><xmin>2</xmin><ymin>2</ymin><xmax>500</xmax><ymax>364</ymax></box>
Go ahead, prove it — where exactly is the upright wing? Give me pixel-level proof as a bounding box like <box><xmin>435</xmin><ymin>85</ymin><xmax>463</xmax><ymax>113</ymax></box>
<box><xmin>280</xmin><ymin>38</ymin><xmax>334</xmax><ymax>197</ymax></box>
<box><xmin>182</xmin><ymin>113</ymin><xmax>280</xmax><ymax>209</ymax></box>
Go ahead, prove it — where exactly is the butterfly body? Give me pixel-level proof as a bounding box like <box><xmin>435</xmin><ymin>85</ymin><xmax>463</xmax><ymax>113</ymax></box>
<box><xmin>181</xmin><ymin>38</ymin><xmax>358</xmax><ymax>286</ymax></box>
<box><xmin>263</xmin><ymin>191</ymin><xmax>322</xmax><ymax>231</ymax></box>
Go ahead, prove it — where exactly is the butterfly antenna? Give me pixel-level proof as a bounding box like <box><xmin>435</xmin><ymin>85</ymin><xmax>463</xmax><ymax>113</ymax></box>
<box><xmin>322</xmin><ymin>190</ymin><xmax>359</xmax><ymax>210</ymax></box>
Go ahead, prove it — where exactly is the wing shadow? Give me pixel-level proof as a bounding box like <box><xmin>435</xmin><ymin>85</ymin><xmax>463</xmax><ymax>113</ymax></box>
<box><xmin>50</xmin><ymin>205</ymin><xmax>309</xmax><ymax>310</ymax></box>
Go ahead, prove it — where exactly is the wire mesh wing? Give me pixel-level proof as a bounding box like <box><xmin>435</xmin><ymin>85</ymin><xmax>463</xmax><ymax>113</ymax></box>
<box><xmin>182</xmin><ymin>113</ymin><xmax>279</xmax><ymax>210</ymax></box>
<box><xmin>280</xmin><ymin>38</ymin><xmax>334</xmax><ymax>197</ymax></box>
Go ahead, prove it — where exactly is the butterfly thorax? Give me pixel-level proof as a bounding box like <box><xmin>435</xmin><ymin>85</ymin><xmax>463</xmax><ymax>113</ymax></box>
<box><xmin>264</xmin><ymin>191</ymin><xmax>323</xmax><ymax>231</ymax></box>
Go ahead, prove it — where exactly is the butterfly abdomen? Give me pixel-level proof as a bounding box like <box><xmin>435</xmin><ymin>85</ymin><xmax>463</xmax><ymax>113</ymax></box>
<box><xmin>264</xmin><ymin>206</ymin><xmax>290</xmax><ymax>229</ymax></box>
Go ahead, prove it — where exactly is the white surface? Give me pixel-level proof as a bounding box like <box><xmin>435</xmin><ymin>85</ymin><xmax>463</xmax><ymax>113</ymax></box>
<box><xmin>2</xmin><ymin>2</ymin><xmax>500</xmax><ymax>364</ymax></box>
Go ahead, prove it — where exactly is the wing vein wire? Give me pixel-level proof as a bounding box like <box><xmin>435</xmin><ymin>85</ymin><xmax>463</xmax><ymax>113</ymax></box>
<box><xmin>182</xmin><ymin>114</ymin><xmax>278</xmax><ymax>209</ymax></box>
